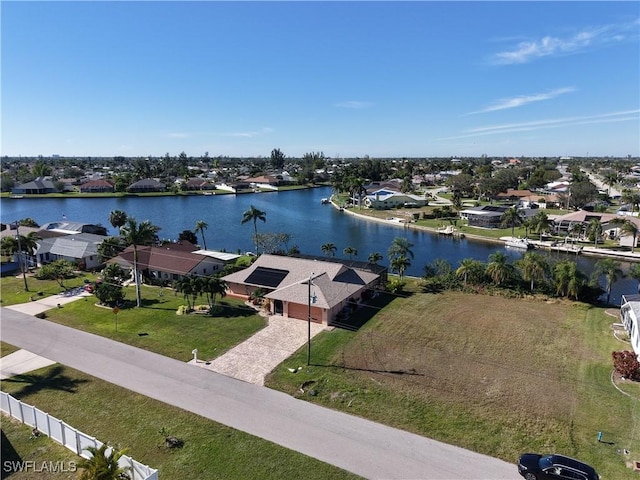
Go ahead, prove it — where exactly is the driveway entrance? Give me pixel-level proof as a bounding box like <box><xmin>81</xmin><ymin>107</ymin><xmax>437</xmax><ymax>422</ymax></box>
<box><xmin>191</xmin><ymin>315</ymin><xmax>325</xmax><ymax>385</ymax></box>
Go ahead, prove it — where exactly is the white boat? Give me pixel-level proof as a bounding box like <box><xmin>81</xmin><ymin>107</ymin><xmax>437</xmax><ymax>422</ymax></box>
<box><xmin>505</xmin><ymin>238</ymin><xmax>533</xmax><ymax>250</ymax></box>
<box><xmin>437</xmin><ymin>225</ymin><xmax>456</xmax><ymax>235</ymax></box>
<box><xmin>320</xmin><ymin>198</ymin><xmax>329</xmax><ymax>204</ymax></box>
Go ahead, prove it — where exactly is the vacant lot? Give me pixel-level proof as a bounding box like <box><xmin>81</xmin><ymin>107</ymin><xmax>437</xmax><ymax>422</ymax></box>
<box><xmin>266</xmin><ymin>289</ymin><xmax>639</xmax><ymax>479</ymax></box>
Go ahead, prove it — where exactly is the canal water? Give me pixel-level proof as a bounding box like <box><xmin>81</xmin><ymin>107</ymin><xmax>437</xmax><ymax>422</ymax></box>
<box><xmin>1</xmin><ymin>187</ymin><xmax>637</xmax><ymax>304</ymax></box>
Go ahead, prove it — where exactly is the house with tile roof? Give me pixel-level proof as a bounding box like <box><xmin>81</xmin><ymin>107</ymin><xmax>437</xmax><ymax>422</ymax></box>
<box><xmin>111</xmin><ymin>245</ymin><xmax>237</xmax><ymax>284</ymax></box>
<box><xmin>128</xmin><ymin>178</ymin><xmax>166</xmax><ymax>193</ymax></box>
<box><xmin>11</xmin><ymin>177</ymin><xmax>57</xmax><ymax>195</ymax></box>
<box><xmin>550</xmin><ymin>210</ymin><xmax>640</xmax><ymax>248</ymax></box>
<box><xmin>222</xmin><ymin>254</ymin><xmax>382</xmax><ymax>325</ymax></box>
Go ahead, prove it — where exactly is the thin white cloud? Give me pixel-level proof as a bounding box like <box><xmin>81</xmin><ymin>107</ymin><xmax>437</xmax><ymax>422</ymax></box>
<box><xmin>467</xmin><ymin>87</ymin><xmax>576</xmax><ymax>115</ymax></box>
<box><xmin>333</xmin><ymin>101</ymin><xmax>374</xmax><ymax>109</ymax></box>
<box><xmin>491</xmin><ymin>18</ymin><xmax>639</xmax><ymax>65</ymax></box>
<box><xmin>167</xmin><ymin>132</ymin><xmax>190</xmax><ymax>139</ymax></box>
<box><xmin>222</xmin><ymin>127</ymin><xmax>274</xmax><ymax>138</ymax></box>
<box><xmin>438</xmin><ymin>110</ymin><xmax>640</xmax><ymax>141</ymax></box>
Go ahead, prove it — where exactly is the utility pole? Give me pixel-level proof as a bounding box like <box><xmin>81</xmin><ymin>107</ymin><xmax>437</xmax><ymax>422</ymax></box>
<box><xmin>15</xmin><ymin>221</ymin><xmax>29</xmax><ymax>291</ymax></box>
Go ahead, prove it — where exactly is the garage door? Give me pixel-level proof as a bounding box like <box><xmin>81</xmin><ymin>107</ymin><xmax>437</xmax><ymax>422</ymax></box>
<box><xmin>287</xmin><ymin>302</ymin><xmax>322</xmax><ymax>323</ymax></box>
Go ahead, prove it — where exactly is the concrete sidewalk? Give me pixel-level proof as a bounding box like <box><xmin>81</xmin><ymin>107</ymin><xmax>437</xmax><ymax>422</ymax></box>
<box><xmin>0</xmin><ymin>349</ymin><xmax>55</xmax><ymax>379</ymax></box>
<box><xmin>5</xmin><ymin>288</ymin><xmax>93</xmax><ymax>316</ymax></box>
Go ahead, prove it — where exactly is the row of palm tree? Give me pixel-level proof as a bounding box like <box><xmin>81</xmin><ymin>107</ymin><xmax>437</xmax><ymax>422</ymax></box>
<box><xmin>428</xmin><ymin>251</ymin><xmax>635</xmax><ymax>304</ymax></box>
<box><xmin>173</xmin><ymin>275</ymin><xmax>227</xmax><ymax>311</ymax></box>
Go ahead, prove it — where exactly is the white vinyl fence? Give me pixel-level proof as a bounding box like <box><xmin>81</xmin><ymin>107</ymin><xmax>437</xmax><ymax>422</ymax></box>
<box><xmin>1</xmin><ymin>392</ymin><xmax>158</xmax><ymax>480</ymax></box>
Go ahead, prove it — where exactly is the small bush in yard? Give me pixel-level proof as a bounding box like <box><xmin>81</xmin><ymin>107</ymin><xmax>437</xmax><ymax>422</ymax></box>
<box><xmin>612</xmin><ymin>350</ymin><xmax>640</xmax><ymax>381</ymax></box>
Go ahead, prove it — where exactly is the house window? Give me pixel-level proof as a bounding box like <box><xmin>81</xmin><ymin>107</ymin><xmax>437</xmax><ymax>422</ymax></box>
<box><xmin>203</xmin><ymin>269</ymin><xmax>207</xmax><ymax>274</ymax></box>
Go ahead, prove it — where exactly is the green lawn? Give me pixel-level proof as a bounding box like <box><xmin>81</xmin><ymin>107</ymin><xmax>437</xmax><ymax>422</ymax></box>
<box><xmin>0</xmin><ymin>273</ymin><xmax>98</xmax><ymax>307</ymax></box>
<box><xmin>265</xmin><ymin>288</ymin><xmax>640</xmax><ymax>479</ymax></box>
<box><xmin>40</xmin><ymin>285</ymin><xmax>266</xmax><ymax>362</ymax></box>
<box><xmin>0</xmin><ymin>363</ymin><xmax>359</xmax><ymax>480</ymax></box>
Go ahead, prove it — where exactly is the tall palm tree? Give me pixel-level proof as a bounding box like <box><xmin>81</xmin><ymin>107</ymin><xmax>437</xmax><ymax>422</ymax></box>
<box><xmin>592</xmin><ymin>258</ymin><xmax>623</xmax><ymax>305</ymax></box>
<box><xmin>368</xmin><ymin>252</ymin><xmax>383</xmax><ymax>265</ymax></box>
<box><xmin>174</xmin><ymin>276</ymin><xmax>195</xmax><ymax>310</ymax></box>
<box><xmin>553</xmin><ymin>261</ymin><xmax>586</xmax><ymax>300</ymax></box>
<box><xmin>532</xmin><ymin>211</ymin><xmax>553</xmax><ymax>238</ymax></box>
<box><xmin>388</xmin><ymin>237</ymin><xmax>415</xmax><ymax>264</ymax></box>
<box><xmin>500</xmin><ymin>206</ymin><xmax>523</xmax><ymax>237</ymax></box>
<box><xmin>120</xmin><ymin>217</ymin><xmax>160</xmax><ymax>308</ymax></box>
<box><xmin>78</xmin><ymin>444</ymin><xmax>131</xmax><ymax>480</ymax></box>
<box><xmin>108</xmin><ymin>210</ymin><xmax>128</xmax><ymax>231</ymax></box>
<box><xmin>203</xmin><ymin>276</ymin><xmax>227</xmax><ymax>308</ymax></box>
<box><xmin>343</xmin><ymin>246</ymin><xmax>358</xmax><ymax>260</ymax></box>
<box><xmin>485</xmin><ymin>251</ymin><xmax>513</xmax><ymax>286</ymax></box>
<box><xmin>241</xmin><ymin>205</ymin><xmax>266</xmax><ymax>254</ymax></box>
<box><xmin>195</xmin><ymin>220</ymin><xmax>209</xmax><ymax>250</ymax></box>
<box><xmin>586</xmin><ymin>218</ymin><xmax>603</xmax><ymax>248</ymax></box>
<box><xmin>516</xmin><ymin>252</ymin><xmax>549</xmax><ymax>292</ymax></box>
<box><xmin>621</xmin><ymin>220</ymin><xmax>639</xmax><ymax>253</ymax></box>
<box><xmin>321</xmin><ymin>243</ymin><xmax>337</xmax><ymax>257</ymax></box>
<box><xmin>391</xmin><ymin>255</ymin><xmax>411</xmax><ymax>280</ymax></box>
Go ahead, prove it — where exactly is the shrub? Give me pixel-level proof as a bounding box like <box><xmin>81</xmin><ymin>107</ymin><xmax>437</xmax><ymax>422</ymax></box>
<box><xmin>612</xmin><ymin>350</ymin><xmax>640</xmax><ymax>381</ymax></box>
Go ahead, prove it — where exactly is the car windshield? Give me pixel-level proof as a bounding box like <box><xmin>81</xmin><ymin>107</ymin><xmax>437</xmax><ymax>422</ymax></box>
<box><xmin>539</xmin><ymin>456</ymin><xmax>554</xmax><ymax>470</ymax></box>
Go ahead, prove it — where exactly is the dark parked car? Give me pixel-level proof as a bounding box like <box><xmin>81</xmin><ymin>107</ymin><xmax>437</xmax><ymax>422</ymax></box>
<box><xmin>518</xmin><ymin>453</ymin><xmax>599</xmax><ymax>480</ymax></box>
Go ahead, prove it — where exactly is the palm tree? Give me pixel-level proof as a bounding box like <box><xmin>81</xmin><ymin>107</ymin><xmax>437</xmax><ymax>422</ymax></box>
<box><xmin>485</xmin><ymin>251</ymin><xmax>513</xmax><ymax>286</ymax></box>
<box><xmin>390</xmin><ymin>255</ymin><xmax>411</xmax><ymax>280</ymax></box>
<box><xmin>321</xmin><ymin>243</ymin><xmax>337</xmax><ymax>257</ymax></box>
<box><xmin>174</xmin><ymin>276</ymin><xmax>195</xmax><ymax>310</ymax></box>
<box><xmin>532</xmin><ymin>211</ymin><xmax>553</xmax><ymax>238</ymax></box>
<box><xmin>592</xmin><ymin>258</ymin><xmax>623</xmax><ymax>305</ymax></box>
<box><xmin>388</xmin><ymin>237</ymin><xmax>415</xmax><ymax>264</ymax></box>
<box><xmin>120</xmin><ymin>217</ymin><xmax>160</xmax><ymax>308</ymax></box>
<box><xmin>241</xmin><ymin>205</ymin><xmax>266</xmax><ymax>254</ymax></box>
<box><xmin>620</xmin><ymin>220</ymin><xmax>639</xmax><ymax>252</ymax></box>
<box><xmin>586</xmin><ymin>218</ymin><xmax>603</xmax><ymax>248</ymax></box>
<box><xmin>108</xmin><ymin>210</ymin><xmax>128</xmax><ymax>230</ymax></box>
<box><xmin>195</xmin><ymin>220</ymin><xmax>209</xmax><ymax>250</ymax></box>
<box><xmin>500</xmin><ymin>206</ymin><xmax>523</xmax><ymax>237</ymax></box>
<box><xmin>553</xmin><ymin>261</ymin><xmax>586</xmax><ymax>300</ymax></box>
<box><xmin>368</xmin><ymin>252</ymin><xmax>383</xmax><ymax>265</ymax></box>
<box><xmin>203</xmin><ymin>276</ymin><xmax>227</xmax><ymax>308</ymax></box>
<box><xmin>343</xmin><ymin>246</ymin><xmax>358</xmax><ymax>260</ymax></box>
<box><xmin>516</xmin><ymin>252</ymin><xmax>549</xmax><ymax>292</ymax></box>
<box><xmin>78</xmin><ymin>444</ymin><xmax>131</xmax><ymax>480</ymax></box>
<box><xmin>456</xmin><ymin>258</ymin><xmax>482</xmax><ymax>286</ymax></box>
<box><xmin>628</xmin><ymin>264</ymin><xmax>640</xmax><ymax>293</ymax></box>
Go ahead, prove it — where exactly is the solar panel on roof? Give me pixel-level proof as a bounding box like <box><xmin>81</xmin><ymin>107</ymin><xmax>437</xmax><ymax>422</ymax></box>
<box><xmin>245</xmin><ymin>267</ymin><xmax>289</xmax><ymax>288</ymax></box>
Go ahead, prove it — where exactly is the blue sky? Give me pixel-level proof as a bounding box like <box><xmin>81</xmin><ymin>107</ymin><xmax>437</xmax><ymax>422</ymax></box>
<box><xmin>2</xmin><ymin>1</ymin><xmax>639</xmax><ymax>158</ymax></box>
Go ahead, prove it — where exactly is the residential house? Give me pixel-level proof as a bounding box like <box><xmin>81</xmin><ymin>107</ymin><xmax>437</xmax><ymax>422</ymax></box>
<box><xmin>184</xmin><ymin>177</ymin><xmax>216</xmax><ymax>191</ymax></box>
<box><xmin>222</xmin><ymin>254</ymin><xmax>382</xmax><ymax>326</ymax></box>
<box><xmin>550</xmin><ymin>210</ymin><xmax>640</xmax><ymax>248</ymax></box>
<box><xmin>363</xmin><ymin>189</ymin><xmax>427</xmax><ymax>209</ymax></box>
<box><xmin>11</xmin><ymin>177</ymin><xmax>57</xmax><ymax>195</ymax></box>
<box><xmin>459</xmin><ymin>205</ymin><xmax>537</xmax><ymax>228</ymax></box>
<box><xmin>619</xmin><ymin>295</ymin><xmax>640</xmax><ymax>360</ymax></box>
<box><xmin>111</xmin><ymin>244</ymin><xmax>235</xmax><ymax>284</ymax></box>
<box><xmin>79</xmin><ymin>179</ymin><xmax>115</xmax><ymax>193</ymax></box>
<box><xmin>128</xmin><ymin>178</ymin><xmax>166</xmax><ymax>193</ymax></box>
<box><xmin>245</xmin><ymin>175</ymin><xmax>283</xmax><ymax>191</ymax></box>
<box><xmin>35</xmin><ymin>233</ymin><xmax>106</xmax><ymax>270</ymax></box>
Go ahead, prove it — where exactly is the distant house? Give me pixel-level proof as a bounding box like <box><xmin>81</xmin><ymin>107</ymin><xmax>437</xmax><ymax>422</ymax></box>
<box><xmin>620</xmin><ymin>295</ymin><xmax>640</xmax><ymax>360</ymax></box>
<box><xmin>245</xmin><ymin>175</ymin><xmax>283</xmax><ymax>190</ymax></box>
<box><xmin>364</xmin><ymin>189</ymin><xmax>427</xmax><ymax>210</ymax></box>
<box><xmin>128</xmin><ymin>178</ymin><xmax>166</xmax><ymax>193</ymax></box>
<box><xmin>35</xmin><ymin>233</ymin><xmax>106</xmax><ymax>270</ymax></box>
<box><xmin>459</xmin><ymin>205</ymin><xmax>537</xmax><ymax>229</ymax></box>
<box><xmin>215</xmin><ymin>181</ymin><xmax>251</xmax><ymax>193</ymax></box>
<box><xmin>39</xmin><ymin>221</ymin><xmax>108</xmax><ymax>237</ymax></box>
<box><xmin>184</xmin><ymin>178</ymin><xmax>216</xmax><ymax>191</ymax></box>
<box><xmin>79</xmin><ymin>179</ymin><xmax>115</xmax><ymax>193</ymax></box>
<box><xmin>12</xmin><ymin>177</ymin><xmax>57</xmax><ymax>195</ymax></box>
<box><xmin>222</xmin><ymin>254</ymin><xmax>382</xmax><ymax>325</ymax></box>
<box><xmin>110</xmin><ymin>244</ymin><xmax>235</xmax><ymax>284</ymax></box>
<box><xmin>550</xmin><ymin>210</ymin><xmax>640</xmax><ymax>247</ymax></box>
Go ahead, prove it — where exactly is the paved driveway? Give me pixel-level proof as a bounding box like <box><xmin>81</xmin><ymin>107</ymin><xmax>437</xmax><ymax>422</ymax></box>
<box><xmin>193</xmin><ymin>315</ymin><xmax>325</xmax><ymax>385</ymax></box>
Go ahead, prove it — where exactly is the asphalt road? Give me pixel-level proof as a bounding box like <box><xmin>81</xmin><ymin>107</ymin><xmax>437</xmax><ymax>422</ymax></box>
<box><xmin>1</xmin><ymin>307</ymin><xmax>517</xmax><ymax>479</ymax></box>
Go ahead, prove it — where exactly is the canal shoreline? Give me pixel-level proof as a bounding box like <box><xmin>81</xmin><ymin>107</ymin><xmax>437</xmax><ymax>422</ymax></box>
<box><xmin>332</xmin><ymin>199</ymin><xmax>640</xmax><ymax>263</ymax></box>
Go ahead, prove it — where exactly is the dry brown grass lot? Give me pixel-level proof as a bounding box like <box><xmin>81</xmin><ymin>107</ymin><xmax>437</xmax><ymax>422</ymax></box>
<box><xmin>267</xmin><ymin>289</ymin><xmax>639</xmax><ymax>478</ymax></box>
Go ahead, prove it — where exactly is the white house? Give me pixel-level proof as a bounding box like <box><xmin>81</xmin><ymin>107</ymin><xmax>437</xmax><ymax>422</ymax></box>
<box><xmin>364</xmin><ymin>189</ymin><xmax>427</xmax><ymax>210</ymax></box>
<box><xmin>620</xmin><ymin>294</ymin><xmax>640</xmax><ymax>360</ymax></box>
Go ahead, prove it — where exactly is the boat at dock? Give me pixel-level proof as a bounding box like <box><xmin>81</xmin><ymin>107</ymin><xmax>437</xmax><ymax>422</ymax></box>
<box><xmin>437</xmin><ymin>225</ymin><xmax>457</xmax><ymax>235</ymax></box>
<box><xmin>505</xmin><ymin>238</ymin><xmax>534</xmax><ymax>250</ymax></box>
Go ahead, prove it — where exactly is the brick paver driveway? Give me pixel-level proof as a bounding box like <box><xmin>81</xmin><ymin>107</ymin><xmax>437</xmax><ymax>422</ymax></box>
<box><xmin>193</xmin><ymin>315</ymin><xmax>325</xmax><ymax>385</ymax></box>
